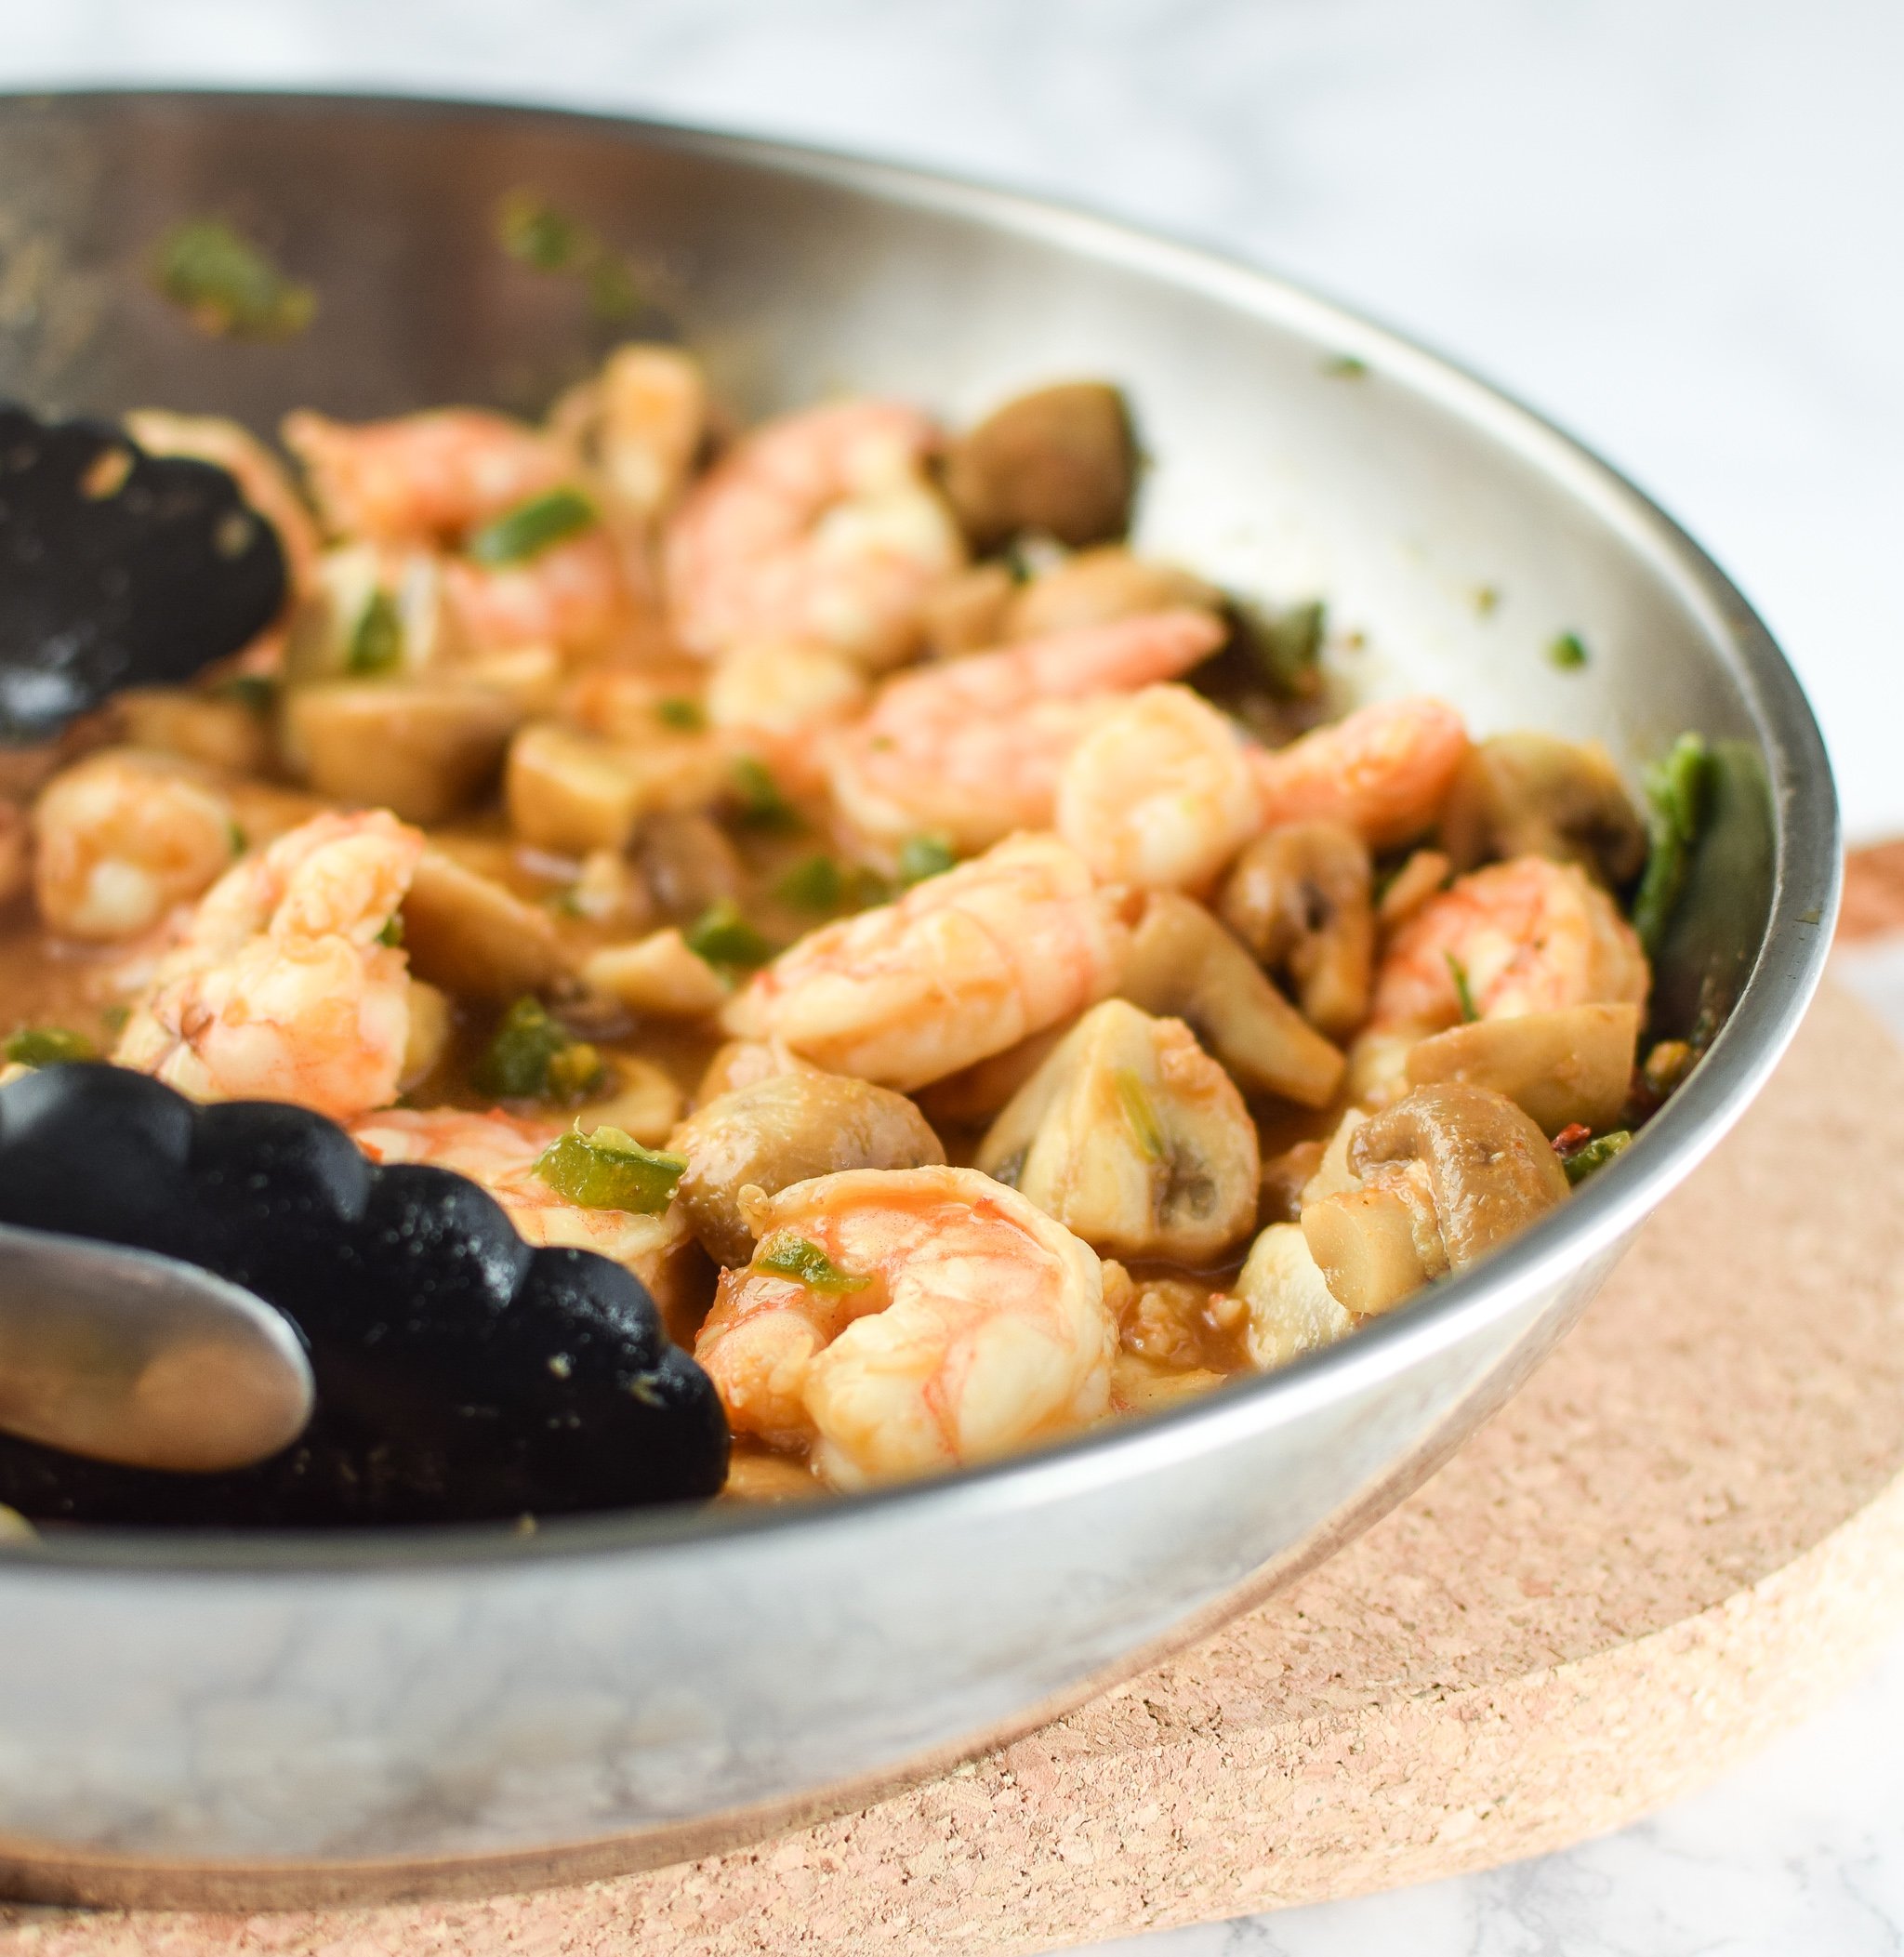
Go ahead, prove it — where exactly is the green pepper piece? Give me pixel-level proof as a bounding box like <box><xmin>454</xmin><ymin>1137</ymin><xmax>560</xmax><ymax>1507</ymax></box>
<box><xmin>1547</xmin><ymin>631</ymin><xmax>1589</xmax><ymax>670</ymax></box>
<box><xmin>896</xmin><ymin>833</ymin><xmax>958</xmax><ymax>888</ymax></box>
<box><xmin>1562</xmin><ymin>1131</ymin><xmax>1632</xmax><ymax>1184</ymax></box>
<box><xmin>152</xmin><ymin>218</ymin><xmax>316</xmax><ymax>342</ymax></box>
<box><xmin>473</xmin><ymin>997</ymin><xmax>601</xmax><ymax>1100</ymax></box>
<box><xmin>3</xmin><ymin>1027</ymin><xmax>96</xmax><ymax>1067</ymax></box>
<box><xmin>685</xmin><ymin>900</ymin><xmax>774</xmax><ymax>973</ymax></box>
<box><xmin>495</xmin><ymin>190</ymin><xmax>589</xmax><ymax>271</ymax></box>
<box><xmin>731</xmin><ymin>756</ymin><xmax>798</xmax><ymax>829</ymax></box>
<box><xmin>347</xmin><ymin>588</ymin><xmax>404</xmax><ymax>676</ymax></box>
<box><xmin>755</xmin><ymin>1231</ymin><xmax>870</xmax><ymax>1293</ymax></box>
<box><xmin>1631</xmin><ymin>733</ymin><xmax>1713</xmax><ymax>957</ymax></box>
<box><xmin>1445</xmin><ymin>953</ymin><xmax>1480</xmax><ymax>1024</ymax></box>
<box><xmin>774</xmin><ymin>853</ymin><xmax>844</xmax><ymax>911</ymax></box>
<box><xmin>216</xmin><ymin>673</ymin><xmax>278</xmax><ymax>715</ymax></box>
<box><xmin>535</xmin><ymin>1124</ymin><xmax>686</xmax><ymax>1212</ymax></box>
<box><xmin>466</xmin><ymin>488</ymin><xmax>598</xmax><ymax>567</ymax></box>
<box><xmin>376</xmin><ymin>913</ymin><xmax>403</xmax><ymax>947</ymax></box>
<box><xmin>655</xmin><ymin>696</ymin><xmax>706</xmax><ymax>732</ymax></box>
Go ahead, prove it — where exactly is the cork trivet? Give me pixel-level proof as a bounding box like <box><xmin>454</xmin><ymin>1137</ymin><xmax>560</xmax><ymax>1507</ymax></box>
<box><xmin>6</xmin><ymin>972</ymin><xmax>1903</xmax><ymax>1956</ymax></box>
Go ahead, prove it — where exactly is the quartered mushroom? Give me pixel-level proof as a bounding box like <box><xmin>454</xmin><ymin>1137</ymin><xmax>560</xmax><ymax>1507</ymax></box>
<box><xmin>976</xmin><ymin>998</ymin><xmax>1259</xmax><ymax>1264</ymax></box>
<box><xmin>1117</xmin><ymin>893</ymin><xmax>1346</xmax><ymax>1108</ymax></box>
<box><xmin>1301</xmin><ymin>1083</ymin><xmax>1569</xmax><ymax>1316</ymax></box>
<box><xmin>1217</xmin><ymin>819</ymin><xmax>1375</xmax><ymax>1039</ymax></box>
<box><xmin>1440</xmin><ymin>733</ymin><xmax>1647</xmax><ymax>887</ymax></box>
<box><xmin>1404</xmin><ymin>1000</ymin><xmax>1641</xmax><ymax>1137</ymax></box>
<box><xmin>672</xmin><ymin>1071</ymin><xmax>946</xmax><ymax>1267</ymax></box>
<box><xmin>0</xmin><ymin>403</ymin><xmax>286</xmax><ymax>741</ymax></box>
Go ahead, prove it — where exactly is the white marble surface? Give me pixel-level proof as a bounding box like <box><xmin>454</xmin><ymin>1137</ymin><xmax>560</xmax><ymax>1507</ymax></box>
<box><xmin>2</xmin><ymin>3</ymin><xmax>1900</xmax><ymax>1948</ymax></box>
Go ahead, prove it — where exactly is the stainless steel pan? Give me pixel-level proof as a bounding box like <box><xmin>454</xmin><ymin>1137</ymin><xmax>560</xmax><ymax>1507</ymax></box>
<box><xmin>0</xmin><ymin>90</ymin><xmax>1838</xmax><ymax>1907</ymax></box>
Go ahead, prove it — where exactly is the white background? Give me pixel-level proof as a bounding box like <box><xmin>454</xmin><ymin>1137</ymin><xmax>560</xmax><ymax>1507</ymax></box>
<box><xmin>3</xmin><ymin>4</ymin><xmax>1902</xmax><ymax>1949</ymax></box>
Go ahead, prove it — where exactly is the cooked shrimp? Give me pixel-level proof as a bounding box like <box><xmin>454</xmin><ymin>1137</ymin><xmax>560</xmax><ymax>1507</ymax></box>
<box><xmin>694</xmin><ymin>1165</ymin><xmax>1113</xmax><ymax>1488</ymax></box>
<box><xmin>126</xmin><ymin>410</ymin><xmax>322</xmax><ymax>599</ymax></box>
<box><xmin>442</xmin><ymin>527</ymin><xmax>628</xmax><ymax>655</ymax></box>
<box><xmin>1369</xmin><ymin>853</ymin><xmax>1649</xmax><ymax>1034</ymax></box>
<box><xmin>1056</xmin><ymin>682</ymin><xmax>1262</xmax><ymax>891</ymax></box>
<box><xmin>827</xmin><ymin>608</ymin><xmax>1226</xmax><ymax>852</ymax></box>
<box><xmin>722</xmin><ymin>832</ymin><xmax>1133</xmax><ymax>1091</ymax></box>
<box><xmin>664</xmin><ymin>398</ymin><xmax>965</xmax><ymax>667</ymax></box>
<box><xmin>1251</xmin><ymin>695</ymin><xmax>1470</xmax><ymax>849</ymax></box>
<box><xmin>552</xmin><ymin>343</ymin><xmax>708</xmax><ymax>524</ymax></box>
<box><xmin>350</xmin><ymin>1106</ymin><xmax>690</xmax><ymax>1281</ymax></box>
<box><xmin>283</xmin><ymin>408</ymin><xmax>567</xmax><ymax>545</ymax></box>
<box><xmin>113</xmin><ymin>809</ymin><xmax>424</xmax><ymax>1120</ymax></box>
<box><xmin>32</xmin><ymin>749</ymin><xmax>239</xmax><ymax>942</ymax></box>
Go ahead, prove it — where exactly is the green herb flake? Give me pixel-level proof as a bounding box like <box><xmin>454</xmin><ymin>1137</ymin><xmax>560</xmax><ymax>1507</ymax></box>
<box><xmin>731</xmin><ymin>756</ymin><xmax>799</xmax><ymax>829</ymax></box>
<box><xmin>755</xmin><ymin>1230</ymin><xmax>870</xmax><ymax>1293</ymax></box>
<box><xmin>1445</xmin><ymin>953</ymin><xmax>1480</xmax><ymax>1024</ymax></box>
<box><xmin>774</xmin><ymin>853</ymin><xmax>844</xmax><ymax>911</ymax></box>
<box><xmin>99</xmin><ymin>1004</ymin><xmax>130</xmax><ymax>1037</ymax></box>
<box><xmin>494</xmin><ymin>189</ymin><xmax>643</xmax><ymax>323</ymax></box>
<box><xmin>655</xmin><ymin>696</ymin><xmax>706</xmax><ymax>732</ymax></box>
<box><xmin>1562</xmin><ymin>1130</ymin><xmax>1632</xmax><ymax>1185</ymax></box>
<box><xmin>1322</xmin><ymin>353</ymin><xmax>1369</xmax><ymax>379</ymax></box>
<box><xmin>152</xmin><ymin>218</ymin><xmax>316</xmax><ymax>342</ymax></box>
<box><xmin>1547</xmin><ymin>630</ymin><xmax>1590</xmax><ymax>671</ymax></box>
<box><xmin>1631</xmin><ymin>732</ymin><xmax>1713</xmax><ymax>957</ymax></box>
<box><xmin>473</xmin><ymin>997</ymin><xmax>602</xmax><ymax>1101</ymax></box>
<box><xmin>467</xmin><ymin>487</ymin><xmax>598</xmax><ymax>568</ymax></box>
<box><xmin>347</xmin><ymin>588</ymin><xmax>404</xmax><ymax>676</ymax></box>
<box><xmin>1474</xmin><ymin>585</ymin><xmax>1501</xmax><ymax>617</ymax></box>
<box><xmin>535</xmin><ymin>1123</ymin><xmax>686</xmax><ymax>1213</ymax></box>
<box><xmin>4</xmin><ymin>1026</ymin><xmax>96</xmax><ymax>1067</ymax></box>
<box><xmin>376</xmin><ymin>914</ymin><xmax>404</xmax><ymax>948</ymax></box>
<box><xmin>685</xmin><ymin>899</ymin><xmax>774</xmax><ymax>973</ymax></box>
<box><xmin>896</xmin><ymin>832</ymin><xmax>958</xmax><ymax>888</ymax></box>
<box><xmin>216</xmin><ymin>673</ymin><xmax>277</xmax><ymax>714</ymax></box>
<box><xmin>227</xmin><ymin>819</ymin><xmax>248</xmax><ymax>856</ymax></box>
<box><xmin>1114</xmin><ymin>1067</ymin><xmax>1168</xmax><ymax>1161</ymax></box>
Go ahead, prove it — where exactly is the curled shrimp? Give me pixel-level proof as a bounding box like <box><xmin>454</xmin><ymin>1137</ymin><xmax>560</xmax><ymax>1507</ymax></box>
<box><xmin>1369</xmin><ymin>853</ymin><xmax>1649</xmax><ymax>1034</ymax></box>
<box><xmin>1251</xmin><ymin>695</ymin><xmax>1470</xmax><ymax>850</ymax></box>
<box><xmin>1055</xmin><ymin>682</ymin><xmax>1263</xmax><ymax>891</ymax></box>
<box><xmin>664</xmin><ymin>398</ymin><xmax>965</xmax><ymax>667</ymax></box>
<box><xmin>694</xmin><ymin>1165</ymin><xmax>1113</xmax><ymax>1489</ymax></box>
<box><xmin>113</xmin><ymin>810</ymin><xmax>424</xmax><ymax>1121</ymax></box>
<box><xmin>827</xmin><ymin>608</ymin><xmax>1226</xmax><ymax>853</ymax></box>
<box><xmin>32</xmin><ymin>749</ymin><xmax>239</xmax><ymax>942</ymax></box>
<box><xmin>283</xmin><ymin>408</ymin><xmax>567</xmax><ymax>546</ymax></box>
<box><xmin>722</xmin><ymin>832</ymin><xmax>1133</xmax><ymax>1091</ymax></box>
<box><xmin>350</xmin><ymin>1106</ymin><xmax>691</xmax><ymax>1297</ymax></box>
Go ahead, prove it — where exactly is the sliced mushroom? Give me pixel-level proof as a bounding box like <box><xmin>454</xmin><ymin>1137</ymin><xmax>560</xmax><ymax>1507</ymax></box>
<box><xmin>1440</xmin><ymin>734</ymin><xmax>1646</xmax><ymax>886</ymax></box>
<box><xmin>506</xmin><ymin>721</ymin><xmax>728</xmax><ymax>853</ymax></box>
<box><xmin>976</xmin><ymin>998</ymin><xmax>1259</xmax><ymax>1263</ymax></box>
<box><xmin>920</xmin><ymin>562</ymin><xmax>1017</xmax><ymax>657</ymax></box>
<box><xmin>1375</xmin><ymin>847</ymin><xmax>1451</xmax><ymax>931</ymax></box>
<box><xmin>398</xmin><ymin>980</ymin><xmax>453</xmax><ymax>1093</ymax></box>
<box><xmin>1117</xmin><ymin>893</ymin><xmax>1346</xmax><ymax>1109</ymax></box>
<box><xmin>638</xmin><ymin>811</ymin><xmax>743</xmax><ymax>920</ymax></box>
<box><xmin>1302</xmin><ymin>1083</ymin><xmax>1568</xmax><ymax>1314</ymax></box>
<box><xmin>1006</xmin><ymin>547</ymin><xmax>1222</xmax><ymax>640</ymax></box>
<box><xmin>1405</xmin><ymin>1001</ymin><xmax>1641</xmax><ymax>1137</ymax></box>
<box><xmin>282</xmin><ymin>681</ymin><xmax>521</xmax><ymax>824</ymax></box>
<box><xmin>1218</xmin><ymin>821</ymin><xmax>1374</xmax><ymax>1039</ymax></box>
<box><xmin>583</xmin><ymin>927</ymin><xmax>731</xmax><ymax>1020</ymax></box>
<box><xmin>942</xmin><ymin>382</ymin><xmax>1137</xmax><ymax>552</ymax></box>
<box><xmin>400</xmin><ymin>848</ymin><xmax>566</xmax><ymax>1000</ymax></box>
<box><xmin>694</xmin><ymin>1038</ymin><xmax>816</xmax><ymax>1105</ymax></box>
<box><xmin>575</xmin><ymin>1056</ymin><xmax>684</xmax><ymax>1149</ymax></box>
<box><xmin>672</xmin><ymin>1071</ymin><xmax>945</xmax><ymax>1265</ymax></box>
<box><xmin>1233</xmin><ymin>1222</ymin><xmax>1357</xmax><ymax>1371</ymax></box>
<box><xmin>284</xmin><ymin>544</ymin><xmax>469</xmax><ymax>683</ymax></box>
<box><xmin>915</xmin><ymin>1019</ymin><xmax>1074</xmax><ymax>1128</ymax></box>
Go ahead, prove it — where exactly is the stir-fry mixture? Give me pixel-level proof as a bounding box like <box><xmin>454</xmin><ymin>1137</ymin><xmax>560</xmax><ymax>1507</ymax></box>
<box><xmin>0</xmin><ymin>351</ymin><xmax>1711</xmax><ymax>1505</ymax></box>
